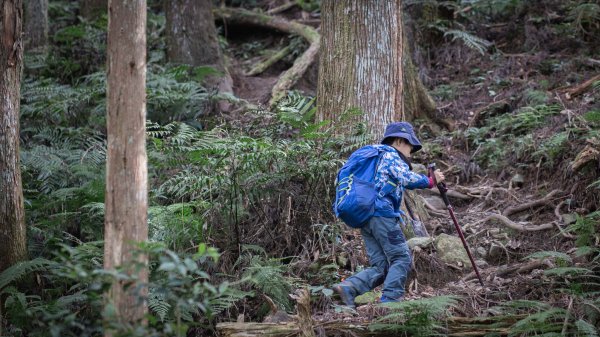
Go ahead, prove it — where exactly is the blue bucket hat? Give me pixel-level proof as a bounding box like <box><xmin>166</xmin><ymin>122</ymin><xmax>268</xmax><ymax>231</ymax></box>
<box><xmin>381</xmin><ymin>122</ymin><xmax>422</xmax><ymax>153</ymax></box>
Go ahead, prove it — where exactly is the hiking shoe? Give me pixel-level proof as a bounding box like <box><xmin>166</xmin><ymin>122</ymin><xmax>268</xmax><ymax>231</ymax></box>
<box><xmin>332</xmin><ymin>284</ymin><xmax>356</xmax><ymax>308</ymax></box>
<box><xmin>380</xmin><ymin>295</ymin><xmax>401</xmax><ymax>303</ymax></box>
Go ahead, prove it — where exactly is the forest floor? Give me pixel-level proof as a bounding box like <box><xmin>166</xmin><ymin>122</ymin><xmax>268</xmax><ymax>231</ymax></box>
<box><xmin>216</xmin><ymin>1</ymin><xmax>600</xmax><ymax>334</ymax></box>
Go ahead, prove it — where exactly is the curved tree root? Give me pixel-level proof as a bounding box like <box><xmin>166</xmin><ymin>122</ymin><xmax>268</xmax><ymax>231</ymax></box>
<box><xmin>214</xmin><ymin>7</ymin><xmax>320</xmax><ymax>106</ymax></box>
<box><xmin>482</xmin><ymin>213</ymin><xmax>556</xmax><ymax>232</ymax></box>
<box><xmin>502</xmin><ymin>189</ymin><xmax>562</xmax><ymax>217</ymax></box>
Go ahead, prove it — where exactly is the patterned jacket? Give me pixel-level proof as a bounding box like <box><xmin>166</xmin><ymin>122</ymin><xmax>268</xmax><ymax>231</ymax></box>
<box><xmin>373</xmin><ymin>145</ymin><xmax>433</xmax><ymax>218</ymax></box>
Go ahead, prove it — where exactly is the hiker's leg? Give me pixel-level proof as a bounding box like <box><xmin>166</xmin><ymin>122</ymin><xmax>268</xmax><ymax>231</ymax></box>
<box><xmin>371</xmin><ymin>217</ymin><xmax>411</xmax><ymax>300</ymax></box>
<box><xmin>339</xmin><ymin>218</ymin><xmax>388</xmax><ymax>296</ymax></box>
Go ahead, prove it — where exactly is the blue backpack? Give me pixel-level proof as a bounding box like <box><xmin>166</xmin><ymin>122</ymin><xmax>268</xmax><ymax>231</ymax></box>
<box><xmin>333</xmin><ymin>146</ymin><xmax>394</xmax><ymax>228</ymax></box>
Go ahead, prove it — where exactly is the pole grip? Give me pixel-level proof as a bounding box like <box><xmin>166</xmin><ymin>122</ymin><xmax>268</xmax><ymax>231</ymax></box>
<box><xmin>428</xmin><ymin>163</ymin><xmax>450</xmax><ymax>207</ymax></box>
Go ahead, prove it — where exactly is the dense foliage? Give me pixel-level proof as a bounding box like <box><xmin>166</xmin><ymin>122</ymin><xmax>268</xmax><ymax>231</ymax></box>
<box><xmin>2</xmin><ymin>0</ymin><xmax>599</xmax><ymax>336</ymax></box>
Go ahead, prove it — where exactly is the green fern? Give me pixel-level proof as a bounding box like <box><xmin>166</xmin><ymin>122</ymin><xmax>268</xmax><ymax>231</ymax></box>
<box><xmin>370</xmin><ymin>296</ymin><xmax>460</xmax><ymax>336</ymax></box>
<box><xmin>568</xmin><ymin>2</ymin><xmax>600</xmax><ymax>33</ymax></box>
<box><xmin>443</xmin><ymin>29</ymin><xmax>493</xmax><ymax>55</ymax></box>
<box><xmin>576</xmin><ymin>318</ymin><xmax>599</xmax><ymax>337</ymax></box>
<box><xmin>148</xmin><ymin>290</ymin><xmax>171</xmax><ymax>322</ymax></box>
<box><xmin>0</xmin><ymin>258</ymin><xmax>54</xmax><ymax>291</ymax></box>
<box><xmin>510</xmin><ymin>307</ymin><xmax>567</xmax><ymax>336</ymax></box>
<box><xmin>242</xmin><ymin>255</ymin><xmax>295</xmax><ymax>311</ymax></box>
<box><xmin>567</xmin><ymin>212</ymin><xmax>599</xmax><ymax>247</ymax></box>
<box><xmin>525</xmin><ymin>251</ymin><xmax>573</xmax><ymax>264</ymax></box>
<box><xmin>209</xmin><ymin>286</ymin><xmax>253</xmax><ymax>315</ymax></box>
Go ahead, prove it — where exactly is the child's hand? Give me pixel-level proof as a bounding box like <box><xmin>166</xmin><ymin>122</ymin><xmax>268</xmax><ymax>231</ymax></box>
<box><xmin>434</xmin><ymin>169</ymin><xmax>445</xmax><ymax>183</ymax></box>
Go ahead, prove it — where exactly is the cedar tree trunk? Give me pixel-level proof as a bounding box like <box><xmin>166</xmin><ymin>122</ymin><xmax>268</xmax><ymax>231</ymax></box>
<box><xmin>0</xmin><ymin>0</ymin><xmax>27</xmax><ymax>273</ymax></box>
<box><xmin>24</xmin><ymin>0</ymin><xmax>48</xmax><ymax>51</ymax></box>
<box><xmin>317</xmin><ymin>0</ymin><xmax>435</xmax><ymax>140</ymax></box>
<box><xmin>81</xmin><ymin>0</ymin><xmax>106</xmax><ymax>20</ymax></box>
<box><xmin>165</xmin><ymin>0</ymin><xmax>233</xmax><ymax>110</ymax></box>
<box><xmin>104</xmin><ymin>0</ymin><xmax>148</xmax><ymax>331</ymax></box>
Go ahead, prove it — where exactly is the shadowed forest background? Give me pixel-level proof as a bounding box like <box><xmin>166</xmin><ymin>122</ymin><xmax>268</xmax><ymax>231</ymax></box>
<box><xmin>0</xmin><ymin>0</ymin><xmax>599</xmax><ymax>336</ymax></box>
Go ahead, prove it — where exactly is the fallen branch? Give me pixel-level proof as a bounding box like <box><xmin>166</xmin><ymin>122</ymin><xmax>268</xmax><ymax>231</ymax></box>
<box><xmin>214</xmin><ymin>7</ymin><xmax>320</xmax><ymax>106</ymax></box>
<box><xmin>482</xmin><ymin>213</ymin><xmax>555</xmax><ymax>232</ymax></box>
<box><xmin>502</xmin><ymin>189</ymin><xmax>561</xmax><ymax>217</ymax></box>
<box><xmin>245</xmin><ymin>45</ymin><xmax>293</xmax><ymax>76</ymax></box>
<box><xmin>463</xmin><ymin>258</ymin><xmax>554</xmax><ymax>282</ymax></box>
<box><xmin>565</xmin><ymin>73</ymin><xmax>600</xmax><ymax>99</ymax></box>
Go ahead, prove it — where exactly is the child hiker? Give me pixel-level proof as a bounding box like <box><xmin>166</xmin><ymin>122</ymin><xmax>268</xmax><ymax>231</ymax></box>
<box><xmin>333</xmin><ymin>121</ymin><xmax>445</xmax><ymax>306</ymax></box>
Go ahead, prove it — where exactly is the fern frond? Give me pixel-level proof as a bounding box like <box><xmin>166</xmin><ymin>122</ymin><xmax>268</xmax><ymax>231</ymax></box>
<box><xmin>525</xmin><ymin>251</ymin><xmax>572</xmax><ymax>263</ymax></box>
<box><xmin>568</xmin><ymin>3</ymin><xmax>600</xmax><ymax>32</ymax></box>
<box><xmin>544</xmin><ymin>267</ymin><xmax>594</xmax><ymax>277</ymax></box>
<box><xmin>209</xmin><ymin>287</ymin><xmax>252</xmax><ymax>315</ymax></box>
<box><xmin>243</xmin><ymin>257</ymin><xmax>293</xmax><ymax>310</ymax></box>
<box><xmin>444</xmin><ymin>29</ymin><xmax>493</xmax><ymax>55</ymax></box>
<box><xmin>370</xmin><ymin>296</ymin><xmax>460</xmax><ymax>334</ymax></box>
<box><xmin>0</xmin><ymin>258</ymin><xmax>54</xmax><ymax>290</ymax></box>
<box><xmin>148</xmin><ymin>289</ymin><xmax>171</xmax><ymax>322</ymax></box>
<box><xmin>575</xmin><ymin>319</ymin><xmax>599</xmax><ymax>337</ymax></box>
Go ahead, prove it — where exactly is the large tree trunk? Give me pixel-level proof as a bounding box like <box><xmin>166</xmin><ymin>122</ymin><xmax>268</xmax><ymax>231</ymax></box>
<box><xmin>0</xmin><ymin>0</ymin><xmax>27</xmax><ymax>273</ymax></box>
<box><xmin>165</xmin><ymin>0</ymin><xmax>233</xmax><ymax>111</ymax></box>
<box><xmin>104</xmin><ymin>0</ymin><xmax>148</xmax><ymax>332</ymax></box>
<box><xmin>317</xmin><ymin>0</ymin><xmax>435</xmax><ymax>140</ymax></box>
<box><xmin>24</xmin><ymin>0</ymin><xmax>48</xmax><ymax>51</ymax></box>
<box><xmin>81</xmin><ymin>0</ymin><xmax>106</xmax><ymax>20</ymax></box>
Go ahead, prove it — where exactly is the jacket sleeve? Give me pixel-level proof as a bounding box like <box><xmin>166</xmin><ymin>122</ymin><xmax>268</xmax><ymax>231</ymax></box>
<box><xmin>383</xmin><ymin>152</ymin><xmax>433</xmax><ymax>189</ymax></box>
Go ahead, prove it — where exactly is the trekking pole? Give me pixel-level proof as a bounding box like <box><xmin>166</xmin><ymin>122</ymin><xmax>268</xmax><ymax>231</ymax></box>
<box><xmin>428</xmin><ymin>163</ymin><xmax>485</xmax><ymax>287</ymax></box>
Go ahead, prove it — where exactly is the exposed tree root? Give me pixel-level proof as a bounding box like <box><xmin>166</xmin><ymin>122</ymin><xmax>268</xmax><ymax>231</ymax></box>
<box><xmin>267</xmin><ymin>1</ymin><xmax>296</xmax><ymax>15</ymax></box>
<box><xmin>570</xmin><ymin>142</ymin><xmax>600</xmax><ymax>172</ymax></box>
<box><xmin>245</xmin><ymin>45</ymin><xmax>293</xmax><ymax>76</ymax></box>
<box><xmin>481</xmin><ymin>213</ymin><xmax>556</xmax><ymax>232</ymax></box>
<box><xmin>564</xmin><ymin>73</ymin><xmax>600</xmax><ymax>99</ymax></box>
<box><xmin>554</xmin><ymin>200</ymin><xmax>576</xmax><ymax>239</ymax></box>
<box><xmin>269</xmin><ymin>41</ymin><xmax>319</xmax><ymax>106</ymax></box>
<box><xmin>428</xmin><ymin>186</ymin><xmax>473</xmax><ymax>200</ymax></box>
<box><xmin>462</xmin><ymin>258</ymin><xmax>554</xmax><ymax>282</ymax></box>
<box><xmin>214</xmin><ymin>7</ymin><xmax>320</xmax><ymax>106</ymax></box>
<box><xmin>502</xmin><ymin>189</ymin><xmax>562</xmax><ymax>217</ymax></box>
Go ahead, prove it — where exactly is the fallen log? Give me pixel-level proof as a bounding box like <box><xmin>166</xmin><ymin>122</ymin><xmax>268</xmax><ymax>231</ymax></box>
<box><xmin>214</xmin><ymin>7</ymin><xmax>320</xmax><ymax>106</ymax></box>
<box><xmin>565</xmin><ymin>73</ymin><xmax>600</xmax><ymax>99</ymax></box>
<box><xmin>217</xmin><ymin>315</ymin><xmax>522</xmax><ymax>336</ymax></box>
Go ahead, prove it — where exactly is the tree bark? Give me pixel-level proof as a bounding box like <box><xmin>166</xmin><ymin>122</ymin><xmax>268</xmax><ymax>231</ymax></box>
<box><xmin>81</xmin><ymin>0</ymin><xmax>106</xmax><ymax>20</ymax></box>
<box><xmin>24</xmin><ymin>0</ymin><xmax>48</xmax><ymax>51</ymax></box>
<box><xmin>165</xmin><ymin>0</ymin><xmax>233</xmax><ymax>110</ymax></box>
<box><xmin>104</xmin><ymin>0</ymin><xmax>148</xmax><ymax>332</ymax></box>
<box><xmin>0</xmin><ymin>0</ymin><xmax>27</xmax><ymax>274</ymax></box>
<box><xmin>317</xmin><ymin>0</ymin><xmax>435</xmax><ymax>140</ymax></box>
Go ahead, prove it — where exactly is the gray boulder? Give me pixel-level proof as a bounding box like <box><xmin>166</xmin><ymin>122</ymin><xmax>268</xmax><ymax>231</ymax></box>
<box><xmin>407</xmin><ymin>237</ymin><xmax>434</xmax><ymax>250</ymax></box>
<box><xmin>434</xmin><ymin>233</ymin><xmax>471</xmax><ymax>268</ymax></box>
